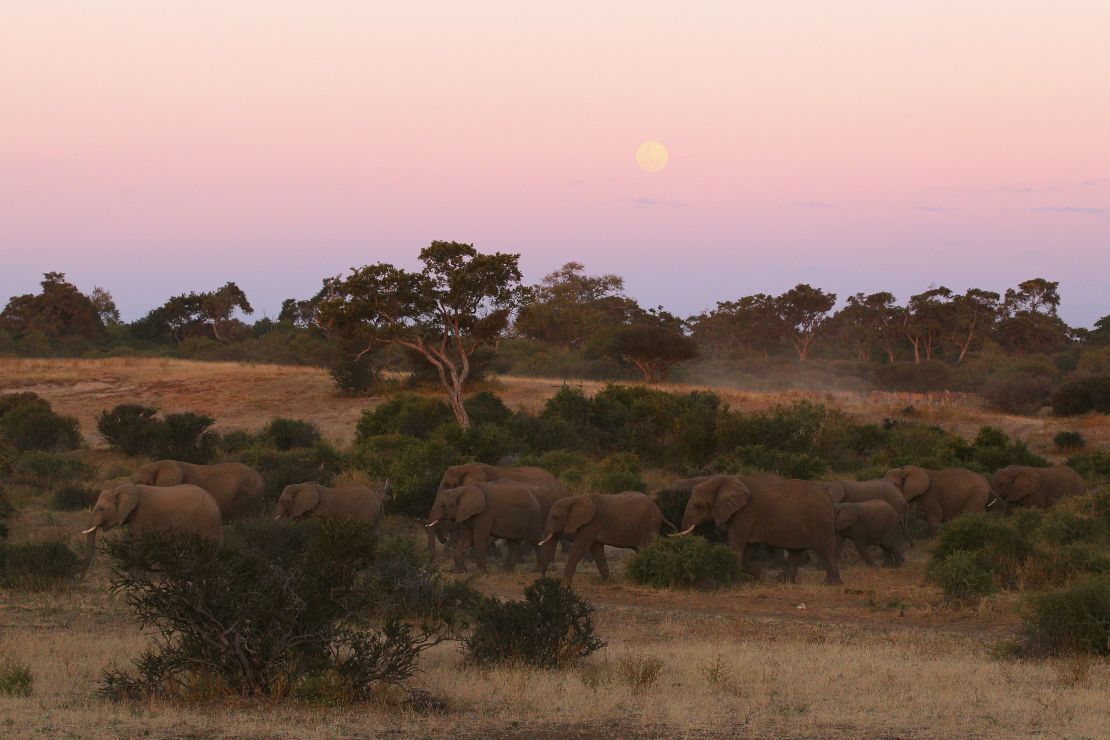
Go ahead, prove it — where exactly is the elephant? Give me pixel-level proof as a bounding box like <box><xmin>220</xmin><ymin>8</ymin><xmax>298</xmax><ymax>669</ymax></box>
<box><xmin>133</xmin><ymin>460</ymin><xmax>265</xmax><ymax>521</ymax></box>
<box><xmin>884</xmin><ymin>466</ymin><xmax>989</xmax><ymax>532</ymax></box>
<box><xmin>990</xmin><ymin>465</ymin><xmax>1085</xmax><ymax>510</ymax></box>
<box><xmin>82</xmin><ymin>483</ymin><xmax>223</xmax><ymax>573</ymax></box>
<box><xmin>538</xmin><ymin>492</ymin><xmax>670</xmax><ymax>584</ymax></box>
<box><xmin>275</xmin><ymin>483</ymin><xmax>386</xmax><ymax>531</ymax></box>
<box><xmin>833</xmin><ymin>500</ymin><xmax>907</xmax><ymax>567</ymax></box>
<box><xmin>817</xmin><ymin>479</ymin><xmax>908</xmax><ymax>526</ymax></box>
<box><xmin>425</xmin><ymin>481</ymin><xmax>548</xmax><ymax>575</ymax></box>
<box><xmin>427</xmin><ymin>463</ymin><xmax>558</xmax><ymax>558</ymax></box>
<box><xmin>678</xmin><ymin>474</ymin><xmax>841</xmax><ymax>585</ymax></box>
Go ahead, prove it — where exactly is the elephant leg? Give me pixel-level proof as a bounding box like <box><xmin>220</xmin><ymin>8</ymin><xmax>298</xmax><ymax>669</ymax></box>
<box><xmin>562</xmin><ymin>537</ymin><xmax>593</xmax><ymax>585</ymax></box>
<box><xmin>781</xmin><ymin>549</ymin><xmax>807</xmax><ymax>583</ymax></box>
<box><xmin>741</xmin><ymin>543</ymin><xmax>762</xmax><ymax>581</ymax></box>
<box><xmin>853</xmin><ymin>537</ymin><xmax>876</xmax><ymax>567</ymax></box>
<box><xmin>820</xmin><ymin>539</ymin><xmax>842</xmax><ymax>586</ymax></box>
<box><xmin>451</xmin><ymin>528</ymin><xmax>470</xmax><ymax>574</ymax></box>
<box><xmin>590</xmin><ymin>542</ymin><xmax>609</xmax><ymax>581</ymax></box>
<box><xmin>472</xmin><ymin>525</ymin><xmax>493</xmax><ymax>573</ymax></box>
<box><xmin>560</xmin><ymin>537</ymin><xmax>573</xmax><ymax>555</ymax></box>
<box><xmin>535</xmin><ymin>540</ymin><xmax>552</xmax><ymax>577</ymax></box>
<box><xmin>426</xmin><ymin>527</ymin><xmax>438</xmax><ymax>560</ymax></box>
<box><xmin>488</xmin><ymin>539</ymin><xmax>503</xmax><ymax>559</ymax></box>
<box><xmin>835</xmin><ymin>536</ymin><xmax>846</xmax><ymax>562</ymax></box>
<box><xmin>504</xmin><ymin>540</ymin><xmax>521</xmax><ymax>572</ymax></box>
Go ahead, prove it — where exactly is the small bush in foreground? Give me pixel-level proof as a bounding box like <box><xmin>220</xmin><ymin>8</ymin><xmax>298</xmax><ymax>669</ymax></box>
<box><xmin>0</xmin><ymin>656</ymin><xmax>33</xmax><ymax>697</ymax></box>
<box><xmin>51</xmin><ymin>483</ymin><xmax>98</xmax><ymax>511</ymax></box>
<box><xmin>616</xmin><ymin>654</ymin><xmax>665</xmax><ymax>691</ymax></box>
<box><xmin>1019</xmin><ymin>575</ymin><xmax>1110</xmax><ymax>655</ymax></box>
<box><xmin>930</xmin><ymin>513</ymin><xmax>1037</xmax><ymax>588</ymax></box>
<box><xmin>625</xmin><ymin>536</ymin><xmax>740</xmax><ymax>589</ymax></box>
<box><xmin>927</xmin><ymin>550</ymin><xmax>996</xmax><ymax>603</ymax></box>
<box><xmin>0</xmin><ymin>540</ymin><xmax>82</xmax><ymax>591</ymax></box>
<box><xmin>463</xmin><ymin>578</ymin><xmax>604</xmax><ymax>669</ymax></box>
<box><xmin>0</xmin><ymin>393</ymin><xmax>81</xmax><ymax>453</ymax></box>
<box><xmin>259</xmin><ymin>417</ymin><xmax>322</xmax><ymax>450</ymax></box>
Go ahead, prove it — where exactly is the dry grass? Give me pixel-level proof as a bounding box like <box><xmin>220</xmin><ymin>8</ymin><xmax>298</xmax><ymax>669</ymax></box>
<box><xmin>3</xmin><ymin>357</ymin><xmax>1110</xmax><ymax>737</ymax></box>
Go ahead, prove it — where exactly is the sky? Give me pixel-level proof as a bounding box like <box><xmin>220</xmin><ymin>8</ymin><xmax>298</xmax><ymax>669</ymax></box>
<box><xmin>2</xmin><ymin>1</ymin><xmax>1109</xmax><ymax>325</ymax></box>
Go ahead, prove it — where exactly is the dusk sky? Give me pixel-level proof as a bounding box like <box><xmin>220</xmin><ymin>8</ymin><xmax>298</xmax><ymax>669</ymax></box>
<box><xmin>2</xmin><ymin>2</ymin><xmax>1108</xmax><ymax>325</ymax></box>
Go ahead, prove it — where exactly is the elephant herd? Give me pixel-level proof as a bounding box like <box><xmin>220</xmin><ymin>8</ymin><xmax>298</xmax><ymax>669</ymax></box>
<box><xmin>79</xmin><ymin>456</ymin><xmax>1088</xmax><ymax>587</ymax></box>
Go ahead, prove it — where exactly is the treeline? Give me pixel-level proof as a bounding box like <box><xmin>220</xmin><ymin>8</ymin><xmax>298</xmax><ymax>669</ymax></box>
<box><xmin>3</xmin><ymin>246</ymin><xmax>1110</xmax><ymax>415</ymax></box>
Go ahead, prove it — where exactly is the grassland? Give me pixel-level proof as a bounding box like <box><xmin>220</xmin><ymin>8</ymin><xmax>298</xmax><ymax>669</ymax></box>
<box><xmin>2</xmin><ymin>358</ymin><xmax>1109</xmax><ymax>738</ymax></box>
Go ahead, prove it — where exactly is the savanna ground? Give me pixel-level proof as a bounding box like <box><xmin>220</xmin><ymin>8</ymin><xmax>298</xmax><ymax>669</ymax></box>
<box><xmin>2</xmin><ymin>358</ymin><xmax>1109</xmax><ymax>738</ymax></box>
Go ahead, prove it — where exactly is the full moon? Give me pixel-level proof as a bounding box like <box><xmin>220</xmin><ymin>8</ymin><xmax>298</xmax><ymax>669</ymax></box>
<box><xmin>635</xmin><ymin>141</ymin><xmax>668</xmax><ymax>172</ymax></box>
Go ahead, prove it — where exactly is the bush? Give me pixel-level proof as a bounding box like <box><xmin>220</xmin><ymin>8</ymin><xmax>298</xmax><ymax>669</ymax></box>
<box><xmin>927</xmin><ymin>550</ymin><xmax>996</xmax><ymax>603</ymax></box>
<box><xmin>0</xmin><ymin>540</ymin><xmax>82</xmax><ymax>590</ymax></box>
<box><xmin>354</xmin><ymin>435</ymin><xmax>458</xmax><ymax>517</ymax></box>
<box><xmin>1054</xmin><ymin>431</ymin><xmax>1087</xmax><ymax>452</ymax></box>
<box><xmin>259</xmin><ymin>417</ymin><xmax>322</xmax><ymax>450</ymax></box>
<box><xmin>241</xmin><ymin>442</ymin><xmax>346</xmax><ymax>503</ymax></box>
<box><xmin>982</xmin><ymin>372</ymin><xmax>1054</xmax><ymax>415</ymax></box>
<box><xmin>1039</xmin><ymin>508</ymin><xmax>1107</xmax><ymax>546</ymax></box>
<box><xmin>1068</xmin><ymin>452</ymin><xmax>1110</xmax><ymax>481</ymax></box>
<box><xmin>100</xmin><ymin>520</ymin><xmax>475</xmax><ymax>702</ymax></box>
<box><xmin>463</xmin><ymin>578</ymin><xmax>605</xmax><ymax>669</ymax></box>
<box><xmin>1052</xmin><ymin>376</ymin><xmax>1110</xmax><ymax>416</ymax></box>
<box><xmin>930</xmin><ymin>514</ymin><xmax>1038</xmax><ymax>590</ymax></box>
<box><xmin>1019</xmin><ymin>575</ymin><xmax>1110</xmax><ymax>655</ymax></box>
<box><xmin>625</xmin><ymin>536</ymin><xmax>741</xmax><ymax>589</ymax></box>
<box><xmin>355</xmin><ymin>395</ymin><xmax>452</xmax><ymax>442</ymax></box>
<box><xmin>51</xmin><ymin>483</ymin><xmax>98</xmax><ymax>511</ymax></box>
<box><xmin>0</xmin><ymin>656</ymin><xmax>32</xmax><ymax>697</ymax></box>
<box><xmin>97</xmin><ymin>404</ymin><xmax>216</xmax><ymax>462</ymax></box>
<box><xmin>10</xmin><ymin>452</ymin><xmax>91</xmax><ymax>485</ymax></box>
<box><xmin>585</xmin><ymin>452</ymin><xmax>645</xmax><ymax>494</ymax></box>
<box><xmin>0</xmin><ymin>393</ymin><xmax>81</xmax><ymax>452</ymax></box>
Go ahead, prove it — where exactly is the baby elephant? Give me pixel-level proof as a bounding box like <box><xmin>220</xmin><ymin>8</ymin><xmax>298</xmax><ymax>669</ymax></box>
<box><xmin>834</xmin><ymin>500</ymin><xmax>906</xmax><ymax>567</ymax></box>
<box><xmin>275</xmin><ymin>483</ymin><xmax>386</xmax><ymax>532</ymax></box>
<box><xmin>539</xmin><ymin>491</ymin><xmax>668</xmax><ymax>584</ymax></box>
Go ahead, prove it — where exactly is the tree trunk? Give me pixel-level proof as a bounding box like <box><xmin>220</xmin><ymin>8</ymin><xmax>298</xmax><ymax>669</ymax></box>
<box><xmin>446</xmin><ymin>383</ymin><xmax>470</xmax><ymax>428</ymax></box>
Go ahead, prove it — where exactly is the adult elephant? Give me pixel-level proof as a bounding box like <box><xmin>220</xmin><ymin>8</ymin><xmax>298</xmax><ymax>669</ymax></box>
<box><xmin>677</xmin><ymin>474</ymin><xmax>841</xmax><ymax>585</ymax></box>
<box><xmin>133</xmin><ymin>460</ymin><xmax>265</xmax><ymax>521</ymax></box>
<box><xmin>990</xmin><ymin>465</ymin><xmax>1085</xmax><ymax>510</ymax></box>
<box><xmin>425</xmin><ymin>481</ymin><xmax>548</xmax><ymax>575</ymax></box>
<box><xmin>82</xmin><ymin>483</ymin><xmax>223</xmax><ymax>573</ymax></box>
<box><xmin>275</xmin><ymin>483</ymin><xmax>387</xmax><ymax>531</ymax></box>
<box><xmin>539</xmin><ymin>492</ymin><xmax>670</xmax><ymax>584</ymax></box>
<box><xmin>817</xmin><ymin>479</ymin><xmax>908</xmax><ymax>526</ymax></box>
<box><xmin>884</xmin><ymin>466</ymin><xmax>989</xmax><ymax>531</ymax></box>
<box><xmin>427</xmin><ymin>463</ymin><xmax>559</xmax><ymax>558</ymax></box>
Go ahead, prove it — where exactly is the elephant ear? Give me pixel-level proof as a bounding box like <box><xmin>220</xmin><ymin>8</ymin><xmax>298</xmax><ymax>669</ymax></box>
<box><xmin>289</xmin><ymin>485</ymin><xmax>321</xmax><ymax>518</ymax></box>
<box><xmin>902</xmin><ymin>468</ymin><xmax>930</xmax><ymax>500</ymax></box>
<box><xmin>834</xmin><ymin>505</ymin><xmax>859</xmax><ymax>532</ymax></box>
<box><xmin>565</xmin><ymin>496</ymin><xmax>597</xmax><ymax>533</ymax></box>
<box><xmin>117</xmin><ymin>485</ymin><xmax>141</xmax><ymax>523</ymax></box>
<box><xmin>1009</xmin><ymin>470</ymin><xmax>1040</xmax><ymax>501</ymax></box>
<box><xmin>455</xmin><ymin>486</ymin><xmax>486</xmax><ymax>522</ymax></box>
<box><xmin>712</xmin><ymin>478</ymin><xmax>751</xmax><ymax>528</ymax></box>
<box><xmin>822</xmin><ymin>482</ymin><xmax>846</xmax><ymax>503</ymax></box>
<box><xmin>153</xmin><ymin>462</ymin><xmax>185</xmax><ymax>487</ymax></box>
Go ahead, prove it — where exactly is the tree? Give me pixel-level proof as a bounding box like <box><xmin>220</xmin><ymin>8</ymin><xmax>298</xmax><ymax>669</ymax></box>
<box><xmin>514</xmin><ymin>262</ymin><xmax>639</xmax><ymax>349</ymax></box>
<box><xmin>319</xmin><ymin>241</ymin><xmax>523</xmax><ymax>427</ymax></box>
<box><xmin>136</xmin><ymin>282</ymin><xmax>254</xmax><ymax>344</ymax></box>
<box><xmin>947</xmin><ymin>288</ymin><xmax>1000</xmax><ymax>363</ymax></box>
<box><xmin>1088</xmin><ymin>315</ymin><xmax>1110</xmax><ymax>347</ymax></box>
<box><xmin>774</xmin><ymin>284</ymin><xmax>836</xmax><ymax>361</ymax></box>
<box><xmin>688</xmin><ymin>294</ymin><xmax>781</xmax><ymax>359</ymax></box>
<box><xmin>0</xmin><ymin>272</ymin><xmax>104</xmax><ymax>339</ymax></box>
<box><xmin>829</xmin><ymin>292</ymin><xmax>902</xmax><ymax>363</ymax></box>
<box><xmin>903</xmin><ymin>287</ymin><xmax>954</xmax><ymax>363</ymax></box>
<box><xmin>90</xmin><ymin>287</ymin><xmax>121</xmax><ymax>326</ymax></box>
<box><xmin>996</xmin><ymin>278</ymin><xmax>1071</xmax><ymax>355</ymax></box>
<box><xmin>608</xmin><ymin>322</ymin><xmax>697</xmax><ymax>383</ymax></box>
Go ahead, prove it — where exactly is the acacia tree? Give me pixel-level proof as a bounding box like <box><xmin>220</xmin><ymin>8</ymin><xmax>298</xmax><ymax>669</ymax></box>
<box><xmin>830</xmin><ymin>292</ymin><xmax>902</xmax><ymax>363</ymax></box>
<box><xmin>138</xmin><ymin>282</ymin><xmax>253</xmax><ymax>343</ymax></box>
<box><xmin>774</xmin><ymin>284</ymin><xmax>836</xmax><ymax>361</ymax></box>
<box><xmin>688</xmin><ymin>294</ymin><xmax>781</xmax><ymax>359</ymax></box>
<box><xmin>319</xmin><ymin>242</ymin><xmax>522</xmax><ymax>427</ymax></box>
<box><xmin>608</xmin><ymin>311</ymin><xmax>697</xmax><ymax>383</ymax></box>
<box><xmin>948</xmin><ymin>288</ymin><xmax>1000</xmax><ymax>363</ymax></box>
<box><xmin>996</xmin><ymin>278</ymin><xmax>1072</xmax><ymax>355</ymax></box>
<box><xmin>514</xmin><ymin>262</ymin><xmax>638</xmax><ymax>349</ymax></box>
<box><xmin>903</xmin><ymin>287</ymin><xmax>954</xmax><ymax>363</ymax></box>
<box><xmin>0</xmin><ymin>272</ymin><xmax>104</xmax><ymax>339</ymax></box>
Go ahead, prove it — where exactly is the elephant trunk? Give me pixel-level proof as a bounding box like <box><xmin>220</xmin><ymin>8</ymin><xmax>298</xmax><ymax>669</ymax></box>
<box><xmin>537</xmin><ymin>533</ymin><xmax>554</xmax><ymax>547</ymax></box>
<box><xmin>81</xmin><ymin>526</ymin><xmax>99</xmax><ymax>578</ymax></box>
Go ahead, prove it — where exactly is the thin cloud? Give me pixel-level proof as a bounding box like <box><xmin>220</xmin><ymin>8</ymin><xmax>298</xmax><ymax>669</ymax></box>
<box><xmin>795</xmin><ymin>201</ymin><xmax>835</xmax><ymax>209</ymax></box>
<box><xmin>914</xmin><ymin>206</ymin><xmax>958</xmax><ymax>213</ymax></box>
<box><xmin>632</xmin><ymin>197</ymin><xmax>685</xmax><ymax>208</ymax></box>
<box><xmin>1025</xmin><ymin>206</ymin><xmax>1109</xmax><ymax>215</ymax></box>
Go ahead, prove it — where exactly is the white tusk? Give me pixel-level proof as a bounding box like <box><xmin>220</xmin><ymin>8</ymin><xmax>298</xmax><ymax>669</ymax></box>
<box><xmin>273</xmin><ymin>513</ymin><xmax>283</xmax><ymax>520</ymax></box>
<box><xmin>537</xmin><ymin>534</ymin><xmax>554</xmax><ymax>547</ymax></box>
<box><xmin>670</xmin><ymin>525</ymin><xmax>697</xmax><ymax>537</ymax></box>
<box><xmin>82</xmin><ymin>525</ymin><xmax>99</xmax><ymax>535</ymax></box>
<box><xmin>425</xmin><ymin>519</ymin><xmax>441</xmax><ymax>529</ymax></box>
<box><xmin>987</xmin><ymin>499</ymin><xmax>997</xmax><ymax>508</ymax></box>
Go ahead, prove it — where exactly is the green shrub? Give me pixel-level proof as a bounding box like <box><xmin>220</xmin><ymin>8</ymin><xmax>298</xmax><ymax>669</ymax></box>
<box><xmin>983</xmin><ymin>372</ymin><xmax>1054</xmax><ymax>415</ymax></box>
<box><xmin>0</xmin><ymin>656</ymin><xmax>32</xmax><ymax>697</ymax></box>
<box><xmin>0</xmin><ymin>540</ymin><xmax>82</xmax><ymax>590</ymax></box>
<box><xmin>1054</xmin><ymin>431</ymin><xmax>1086</xmax><ymax>451</ymax></box>
<box><xmin>1052</xmin><ymin>376</ymin><xmax>1110</xmax><ymax>416</ymax></box>
<box><xmin>354</xmin><ymin>395</ymin><xmax>452</xmax><ymax>442</ymax></box>
<box><xmin>1068</xmin><ymin>452</ymin><xmax>1110</xmax><ymax>481</ymax></box>
<box><xmin>51</xmin><ymin>483</ymin><xmax>98</xmax><ymax>511</ymax></box>
<box><xmin>1019</xmin><ymin>575</ymin><xmax>1110</xmax><ymax>655</ymax></box>
<box><xmin>259</xmin><ymin>417</ymin><xmax>322</xmax><ymax>450</ymax></box>
<box><xmin>463</xmin><ymin>391</ymin><xmax>513</xmax><ymax>426</ymax></box>
<box><xmin>585</xmin><ymin>452</ymin><xmax>645</xmax><ymax>494</ymax></box>
<box><xmin>353</xmin><ymin>435</ymin><xmax>458</xmax><ymax>517</ymax></box>
<box><xmin>100</xmin><ymin>520</ymin><xmax>475</xmax><ymax>702</ymax></box>
<box><xmin>97</xmin><ymin>404</ymin><xmax>216</xmax><ymax>462</ymax></box>
<box><xmin>241</xmin><ymin>442</ymin><xmax>347</xmax><ymax>503</ymax></box>
<box><xmin>436</xmin><ymin>423</ymin><xmax>516</xmax><ymax>465</ymax></box>
<box><xmin>11</xmin><ymin>452</ymin><xmax>92</xmax><ymax>485</ymax></box>
<box><xmin>0</xmin><ymin>394</ymin><xmax>81</xmax><ymax>452</ymax></box>
<box><xmin>930</xmin><ymin>514</ymin><xmax>1038</xmax><ymax>590</ymax></box>
<box><xmin>217</xmin><ymin>430</ymin><xmax>256</xmax><ymax>455</ymax></box>
<box><xmin>625</xmin><ymin>536</ymin><xmax>741</xmax><ymax>589</ymax></box>
<box><xmin>968</xmin><ymin>426</ymin><xmax>1048</xmax><ymax>470</ymax></box>
<box><xmin>463</xmin><ymin>578</ymin><xmax>605</xmax><ymax>669</ymax></box>
<box><xmin>1039</xmin><ymin>508</ymin><xmax>1106</xmax><ymax>546</ymax></box>
<box><xmin>1036</xmin><ymin>543</ymin><xmax>1110</xmax><ymax>585</ymax></box>
<box><xmin>926</xmin><ymin>550</ymin><xmax>996</xmax><ymax>602</ymax></box>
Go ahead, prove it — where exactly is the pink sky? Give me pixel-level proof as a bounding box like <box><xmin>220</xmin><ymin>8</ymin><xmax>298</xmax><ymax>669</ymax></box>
<box><xmin>2</xmin><ymin>2</ymin><xmax>1108</xmax><ymax>324</ymax></box>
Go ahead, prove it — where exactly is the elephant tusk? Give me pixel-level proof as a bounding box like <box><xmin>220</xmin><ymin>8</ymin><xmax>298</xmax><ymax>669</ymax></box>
<box><xmin>670</xmin><ymin>525</ymin><xmax>697</xmax><ymax>537</ymax></box>
<box><xmin>537</xmin><ymin>534</ymin><xmax>554</xmax><ymax>547</ymax></box>
<box><xmin>987</xmin><ymin>498</ymin><xmax>998</xmax><ymax>508</ymax></box>
<box><xmin>425</xmin><ymin>519</ymin><xmax>441</xmax><ymax>529</ymax></box>
<box><xmin>82</xmin><ymin>525</ymin><xmax>99</xmax><ymax>535</ymax></box>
